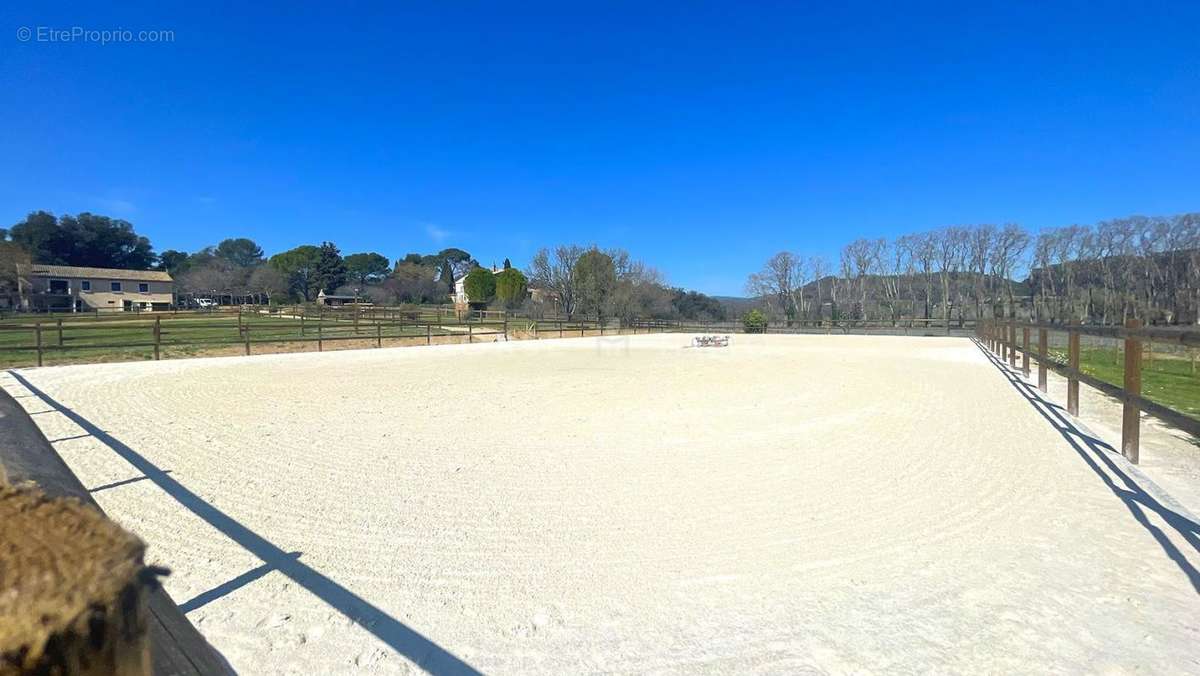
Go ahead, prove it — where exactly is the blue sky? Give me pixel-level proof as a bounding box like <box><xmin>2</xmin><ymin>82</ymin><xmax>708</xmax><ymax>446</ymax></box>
<box><xmin>1</xmin><ymin>2</ymin><xmax>1197</xmax><ymax>295</ymax></box>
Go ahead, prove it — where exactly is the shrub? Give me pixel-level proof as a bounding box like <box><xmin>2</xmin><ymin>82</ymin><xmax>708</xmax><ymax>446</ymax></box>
<box><xmin>743</xmin><ymin>309</ymin><xmax>768</xmax><ymax>333</ymax></box>
<box><xmin>463</xmin><ymin>267</ymin><xmax>496</xmax><ymax>304</ymax></box>
<box><xmin>494</xmin><ymin>268</ymin><xmax>528</xmax><ymax>308</ymax></box>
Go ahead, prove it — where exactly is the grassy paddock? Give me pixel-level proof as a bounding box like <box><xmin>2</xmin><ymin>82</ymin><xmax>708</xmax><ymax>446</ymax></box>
<box><xmin>1036</xmin><ymin>331</ymin><xmax>1200</xmax><ymax>421</ymax></box>
<box><xmin>0</xmin><ymin>308</ymin><xmax>612</xmax><ymax>367</ymax></box>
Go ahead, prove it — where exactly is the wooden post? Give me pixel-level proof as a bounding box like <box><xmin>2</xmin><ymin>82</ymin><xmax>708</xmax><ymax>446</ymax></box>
<box><xmin>468</xmin><ymin>323</ymin><xmax>473</xmax><ymax>343</ymax></box>
<box><xmin>0</xmin><ymin>485</ymin><xmax>155</xmax><ymax>676</ymax></box>
<box><xmin>426</xmin><ymin>323</ymin><xmax>431</xmax><ymax>345</ymax></box>
<box><xmin>318</xmin><ymin>321</ymin><xmax>323</xmax><ymax>352</ymax></box>
<box><xmin>244</xmin><ymin>324</ymin><xmax>251</xmax><ymax>356</ymax></box>
<box><xmin>1037</xmin><ymin>328</ymin><xmax>1048</xmax><ymax>392</ymax></box>
<box><xmin>1122</xmin><ymin>319</ymin><xmax>1143</xmax><ymax>463</ymax></box>
<box><xmin>1008</xmin><ymin>321</ymin><xmax>1017</xmax><ymax>367</ymax></box>
<box><xmin>503</xmin><ymin>314</ymin><xmax>508</xmax><ymax>341</ymax></box>
<box><xmin>1067</xmin><ymin>326</ymin><xmax>1080</xmax><ymax>416</ymax></box>
<box><xmin>376</xmin><ymin>322</ymin><xmax>382</xmax><ymax>348</ymax></box>
<box><xmin>153</xmin><ymin>317</ymin><xmax>161</xmax><ymax>361</ymax></box>
<box><xmin>300</xmin><ymin>314</ymin><xmax>305</xmax><ymax>335</ymax></box>
<box><xmin>1021</xmin><ymin>327</ymin><xmax>1030</xmax><ymax>376</ymax></box>
<box><xmin>35</xmin><ymin>324</ymin><xmax>43</xmax><ymax>367</ymax></box>
<box><xmin>57</xmin><ymin>317</ymin><xmax>64</xmax><ymax>346</ymax></box>
<box><xmin>559</xmin><ymin>321</ymin><xmax>563</xmax><ymax>338</ymax></box>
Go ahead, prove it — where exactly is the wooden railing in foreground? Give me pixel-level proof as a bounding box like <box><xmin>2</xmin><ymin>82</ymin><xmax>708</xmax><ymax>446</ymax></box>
<box><xmin>978</xmin><ymin>319</ymin><xmax>1200</xmax><ymax>464</ymax></box>
<box><xmin>0</xmin><ymin>388</ymin><xmax>226</xmax><ymax>675</ymax></box>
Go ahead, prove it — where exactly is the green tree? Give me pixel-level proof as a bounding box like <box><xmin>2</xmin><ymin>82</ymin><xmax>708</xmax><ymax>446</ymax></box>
<box><xmin>344</xmin><ymin>252</ymin><xmax>391</xmax><ymax>284</ymax></box>
<box><xmin>9</xmin><ymin>211</ymin><xmax>155</xmax><ymax>269</ymax></box>
<box><xmin>494</xmin><ymin>268</ymin><xmax>528</xmax><ymax>308</ymax></box>
<box><xmin>269</xmin><ymin>245</ymin><xmax>322</xmax><ymax>300</ymax></box>
<box><xmin>503</xmin><ymin>257</ymin><xmax>512</xmax><ymax>270</ymax></box>
<box><xmin>573</xmin><ymin>248</ymin><xmax>617</xmax><ymax>317</ymax></box>
<box><xmin>157</xmin><ymin>249</ymin><xmax>192</xmax><ymax>273</ymax></box>
<box><xmin>743</xmin><ymin>309</ymin><xmax>768</xmax><ymax>333</ymax></box>
<box><xmin>439</xmin><ymin>259</ymin><xmax>456</xmax><ymax>292</ymax></box>
<box><xmin>315</xmin><ymin>241</ymin><xmax>347</xmax><ymax>293</ymax></box>
<box><xmin>215</xmin><ymin>238</ymin><xmax>264</xmax><ymax>267</ymax></box>
<box><xmin>463</xmin><ymin>267</ymin><xmax>496</xmax><ymax>304</ymax></box>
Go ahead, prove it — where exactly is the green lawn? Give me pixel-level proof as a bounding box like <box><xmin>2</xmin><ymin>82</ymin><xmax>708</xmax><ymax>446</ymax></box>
<box><xmin>1076</xmin><ymin>347</ymin><xmax>1200</xmax><ymax>421</ymax></box>
<box><xmin>0</xmin><ymin>314</ymin><xmax>486</xmax><ymax>368</ymax></box>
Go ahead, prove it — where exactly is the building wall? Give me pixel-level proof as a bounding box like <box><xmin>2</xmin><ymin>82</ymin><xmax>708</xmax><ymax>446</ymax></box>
<box><xmin>23</xmin><ymin>275</ymin><xmax>174</xmax><ymax>311</ymax></box>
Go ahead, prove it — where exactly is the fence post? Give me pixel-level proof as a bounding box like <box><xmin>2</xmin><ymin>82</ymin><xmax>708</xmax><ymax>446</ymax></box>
<box><xmin>1021</xmin><ymin>327</ymin><xmax>1030</xmax><ymax>376</ymax></box>
<box><xmin>57</xmin><ymin>317</ymin><xmax>64</xmax><ymax>347</ymax></box>
<box><xmin>503</xmin><ymin>314</ymin><xmax>508</xmax><ymax>341</ymax></box>
<box><xmin>1067</xmin><ymin>325</ymin><xmax>1080</xmax><ymax>416</ymax></box>
<box><xmin>1038</xmin><ymin>328</ymin><xmax>1048</xmax><ymax>392</ymax></box>
<box><xmin>1122</xmin><ymin>319</ymin><xmax>1143</xmax><ymax>463</ymax></box>
<box><xmin>468</xmin><ymin>323</ymin><xmax>473</xmax><ymax>343</ymax></box>
<box><xmin>35</xmin><ymin>324</ymin><xmax>43</xmax><ymax>367</ymax></box>
<box><xmin>301</xmin><ymin>314</ymin><xmax>305</xmax><ymax>335</ymax></box>
<box><xmin>244</xmin><ymin>324</ymin><xmax>251</xmax><ymax>356</ymax></box>
<box><xmin>154</xmin><ymin>317</ymin><xmax>161</xmax><ymax>361</ymax></box>
<box><xmin>318</xmin><ymin>321</ymin><xmax>323</xmax><ymax>352</ymax></box>
<box><xmin>1008</xmin><ymin>321</ymin><xmax>1017</xmax><ymax>367</ymax></box>
<box><xmin>426</xmin><ymin>323</ymin><xmax>431</xmax><ymax>345</ymax></box>
<box><xmin>559</xmin><ymin>321</ymin><xmax>563</xmax><ymax>338</ymax></box>
<box><xmin>376</xmin><ymin>322</ymin><xmax>382</xmax><ymax>348</ymax></box>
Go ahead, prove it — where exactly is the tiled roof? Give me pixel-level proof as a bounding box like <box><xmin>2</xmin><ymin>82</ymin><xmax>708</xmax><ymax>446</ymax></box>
<box><xmin>16</xmin><ymin>264</ymin><xmax>173</xmax><ymax>282</ymax></box>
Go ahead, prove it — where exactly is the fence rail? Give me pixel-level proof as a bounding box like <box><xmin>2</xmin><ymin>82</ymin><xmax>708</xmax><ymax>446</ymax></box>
<box><xmin>978</xmin><ymin>319</ymin><xmax>1200</xmax><ymax>464</ymax></box>
<box><xmin>0</xmin><ymin>308</ymin><xmax>657</xmax><ymax>367</ymax></box>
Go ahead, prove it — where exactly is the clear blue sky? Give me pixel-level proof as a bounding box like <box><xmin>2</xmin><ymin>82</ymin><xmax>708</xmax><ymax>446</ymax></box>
<box><xmin>2</xmin><ymin>2</ymin><xmax>1197</xmax><ymax>295</ymax></box>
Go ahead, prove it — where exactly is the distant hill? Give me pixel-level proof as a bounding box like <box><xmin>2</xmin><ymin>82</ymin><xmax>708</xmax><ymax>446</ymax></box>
<box><xmin>713</xmin><ymin>295</ymin><xmax>758</xmax><ymax>315</ymax></box>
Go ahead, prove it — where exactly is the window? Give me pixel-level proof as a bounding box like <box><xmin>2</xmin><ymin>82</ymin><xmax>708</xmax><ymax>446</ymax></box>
<box><xmin>81</xmin><ymin>280</ymin><xmax>91</xmax><ymax>291</ymax></box>
<box><xmin>138</xmin><ymin>282</ymin><xmax>149</xmax><ymax>293</ymax></box>
<box><xmin>111</xmin><ymin>281</ymin><xmax>122</xmax><ymax>292</ymax></box>
<box><xmin>48</xmin><ymin>279</ymin><xmax>68</xmax><ymax>294</ymax></box>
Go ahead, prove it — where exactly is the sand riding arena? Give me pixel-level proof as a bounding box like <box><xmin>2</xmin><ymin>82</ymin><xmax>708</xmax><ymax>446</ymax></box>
<box><xmin>3</xmin><ymin>333</ymin><xmax>1198</xmax><ymax>674</ymax></box>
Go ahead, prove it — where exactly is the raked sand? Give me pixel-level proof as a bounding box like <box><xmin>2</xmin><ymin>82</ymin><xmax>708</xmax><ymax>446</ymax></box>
<box><xmin>3</xmin><ymin>334</ymin><xmax>1199</xmax><ymax>674</ymax></box>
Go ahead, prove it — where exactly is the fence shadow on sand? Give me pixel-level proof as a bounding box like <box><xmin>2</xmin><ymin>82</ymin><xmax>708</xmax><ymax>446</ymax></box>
<box><xmin>970</xmin><ymin>341</ymin><xmax>1200</xmax><ymax>594</ymax></box>
<box><xmin>6</xmin><ymin>369</ymin><xmax>482</xmax><ymax>676</ymax></box>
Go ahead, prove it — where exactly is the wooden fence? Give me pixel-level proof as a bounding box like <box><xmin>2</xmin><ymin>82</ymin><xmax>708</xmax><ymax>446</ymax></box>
<box><xmin>978</xmin><ymin>319</ymin><xmax>1200</xmax><ymax>464</ymax></box>
<box><xmin>0</xmin><ymin>309</ymin><xmax>647</xmax><ymax>367</ymax></box>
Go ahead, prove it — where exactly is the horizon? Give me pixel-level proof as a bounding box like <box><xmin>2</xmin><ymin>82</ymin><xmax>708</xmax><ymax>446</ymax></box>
<box><xmin>2</xmin><ymin>2</ymin><xmax>1198</xmax><ymax>295</ymax></box>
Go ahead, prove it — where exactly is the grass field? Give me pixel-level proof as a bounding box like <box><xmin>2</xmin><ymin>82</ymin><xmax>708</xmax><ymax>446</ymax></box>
<box><xmin>1077</xmin><ymin>347</ymin><xmax>1200</xmax><ymax>420</ymax></box>
<box><xmin>0</xmin><ymin>310</ymin><xmax>607</xmax><ymax>367</ymax></box>
<box><xmin>0</xmin><ymin>314</ymin><xmax>484</xmax><ymax>367</ymax></box>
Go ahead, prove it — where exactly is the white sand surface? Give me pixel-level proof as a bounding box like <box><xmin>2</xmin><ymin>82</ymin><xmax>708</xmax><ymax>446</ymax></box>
<box><xmin>3</xmin><ymin>334</ymin><xmax>1198</xmax><ymax>674</ymax></box>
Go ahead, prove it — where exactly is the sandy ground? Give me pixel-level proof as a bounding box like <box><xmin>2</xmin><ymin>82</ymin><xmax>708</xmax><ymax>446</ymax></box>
<box><xmin>3</xmin><ymin>334</ymin><xmax>1199</xmax><ymax>675</ymax></box>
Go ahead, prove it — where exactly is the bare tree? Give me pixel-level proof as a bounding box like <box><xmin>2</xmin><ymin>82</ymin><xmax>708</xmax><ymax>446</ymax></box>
<box><xmin>528</xmin><ymin>245</ymin><xmax>583</xmax><ymax>317</ymax></box>
<box><xmin>809</xmin><ymin>255</ymin><xmax>829</xmax><ymax>320</ymax></box>
<box><xmin>746</xmin><ymin>252</ymin><xmax>803</xmax><ymax>322</ymax></box>
<box><xmin>990</xmin><ymin>224</ymin><xmax>1030</xmax><ymax>317</ymax></box>
<box><xmin>966</xmin><ymin>224</ymin><xmax>996</xmax><ymax>319</ymax></box>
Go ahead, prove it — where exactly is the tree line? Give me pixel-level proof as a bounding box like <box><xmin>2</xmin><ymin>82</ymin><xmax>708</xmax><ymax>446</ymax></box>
<box><xmin>3</xmin><ymin>211</ymin><xmax>727</xmax><ymax>321</ymax></box>
<box><xmin>746</xmin><ymin>212</ymin><xmax>1200</xmax><ymax>326</ymax></box>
